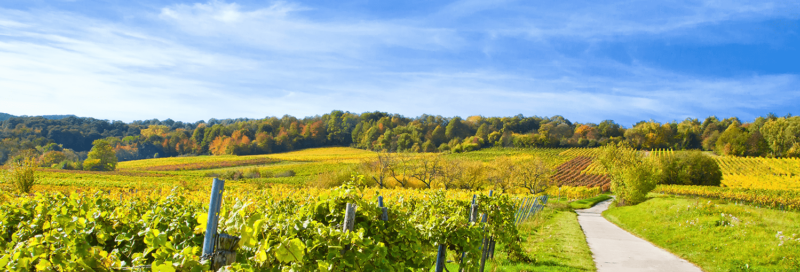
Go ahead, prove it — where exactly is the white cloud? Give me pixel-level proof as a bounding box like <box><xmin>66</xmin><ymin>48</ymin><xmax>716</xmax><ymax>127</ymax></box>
<box><xmin>158</xmin><ymin>0</ymin><xmax>463</xmax><ymax>54</ymax></box>
<box><xmin>0</xmin><ymin>8</ymin><xmax>260</xmax><ymax>121</ymax></box>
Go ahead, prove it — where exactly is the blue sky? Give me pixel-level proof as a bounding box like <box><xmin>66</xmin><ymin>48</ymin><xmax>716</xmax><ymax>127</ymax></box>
<box><xmin>0</xmin><ymin>0</ymin><xmax>798</xmax><ymax>127</ymax></box>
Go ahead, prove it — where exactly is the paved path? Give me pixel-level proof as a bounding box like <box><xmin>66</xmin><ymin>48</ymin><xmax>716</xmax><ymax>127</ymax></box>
<box><xmin>576</xmin><ymin>199</ymin><xmax>703</xmax><ymax>272</ymax></box>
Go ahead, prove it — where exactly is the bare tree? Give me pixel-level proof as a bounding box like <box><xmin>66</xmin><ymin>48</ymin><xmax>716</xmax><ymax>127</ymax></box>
<box><xmin>389</xmin><ymin>152</ymin><xmax>414</xmax><ymax>188</ymax></box>
<box><xmin>362</xmin><ymin>151</ymin><xmax>396</xmax><ymax>188</ymax></box>
<box><xmin>411</xmin><ymin>154</ymin><xmax>443</xmax><ymax>189</ymax></box>
<box><xmin>516</xmin><ymin>157</ymin><xmax>554</xmax><ymax>194</ymax></box>
<box><xmin>438</xmin><ymin>158</ymin><xmax>463</xmax><ymax>190</ymax></box>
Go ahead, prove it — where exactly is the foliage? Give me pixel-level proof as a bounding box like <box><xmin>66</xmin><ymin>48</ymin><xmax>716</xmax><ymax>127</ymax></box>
<box><xmin>545</xmin><ymin>186</ymin><xmax>603</xmax><ymax>201</ymax></box>
<box><xmin>482</xmin><ymin>202</ymin><xmax>595</xmax><ymax>272</ymax></box>
<box><xmin>38</xmin><ymin>151</ymin><xmax>67</xmax><ymax>167</ymax></box>
<box><xmin>598</xmin><ymin>142</ymin><xmax>661</xmax><ymax>205</ymax></box>
<box><xmin>2</xmin><ymin>155</ymin><xmax>37</xmax><ymax>194</ymax></box>
<box><xmin>308</xmin><ymin>168</ymin><xmax>354</xmax><ymax>188</ymax></box>
<box><xmin>273</xmin><ymin>170</ymin><xmax>296</xmax><ymax>178</ymax></box>
<box><xmin>84</xmin><ymin>139</ymin><xmax>118</xmax><ymax>171</ymax></box>
<box><xmin>658</xmin><ymin>150</ymin><xmax>722</xmax><ymax>186</ymax></box>
<box><xmin>515</xmin><ymin>157</ymin><xmax>554</xmax><ymax>194</ymax></box>
<box><xmin>487</xmin><ymin>156</ymin><xmax>516</xmax><ymax>193</ymax></box>
<box><xmin>0</xmin><ymin>184</ymin><xmax>526</xmax><ymax>271</ymax></box>
<box><xmin>654</xmin><ymin>185</ymin><xmax>800</xmax><ymax>211</ymax></box>
<box><xmin>5</xmin><ymin>112</ymin><xmax>800</xmax><ymax>168</ymax></box>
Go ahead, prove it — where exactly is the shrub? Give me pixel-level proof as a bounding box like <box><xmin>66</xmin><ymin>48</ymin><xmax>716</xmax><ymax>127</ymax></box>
<box><xmin>222</xmin><ymin>170</ymin><xmax>244</xmax><ymax>180</ymax></box>
<box><xmin>55</xmin><ymin>160</ymin><xmax>82</xmax><ymax>170</ymax></box>
<box><xmin>39</xmin><ymin>151</ymin><xmax>66</xmax><ymax>167</ymax></box>
<box><xmin>274</xmin><ymin>170</ymin><xmax>296</xmax><ymax>178</ymax></box>
<box><xmin>3</xmin><ymin>156</ymin><xmax>37</xmax><ymax>194</ymax></box>
<box><xmin>659</xmin><ymin>151</ymin><xmax>722</xmax><ymax>186</ymax></box>
<box><xmin>598</xmin><ymin>142</ymin><xmax>661</xmax><ymax>206</ymax></box>
<box><xmin>82</xmin><ymin>159</ymin><xmax>104</xmax><ymax>171</ymax></box>
<box><xmin>260</xmin><ymin>170</ymin><xmax>274</xmax><ymax>178</ymax></box>
<box><xmin>244</xmin><ymin>168</ymin><xmax>261</xmax><ymax>179</ymax></box>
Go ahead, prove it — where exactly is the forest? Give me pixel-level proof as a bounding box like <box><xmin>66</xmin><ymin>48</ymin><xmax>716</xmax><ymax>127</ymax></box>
<box><xmin>0</xmin><ymin>111</ymin><xmax>798</xmax><ymax>167</ymax></box>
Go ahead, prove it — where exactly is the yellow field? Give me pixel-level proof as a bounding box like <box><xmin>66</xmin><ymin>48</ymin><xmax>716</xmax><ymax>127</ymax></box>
<box><xmin>710</xmin><ymin>156</ymin><xmax>800</xmax><ymax>190</ymax></box>
<box><xmin>117</xmin><ymin>154</ymin><xmax>275</xmax><ymax>170</ymax></box>
<box><xmin>266</xmin><ymin>147</ymin><xmax>378</xmax><ymax>162</ymax></box>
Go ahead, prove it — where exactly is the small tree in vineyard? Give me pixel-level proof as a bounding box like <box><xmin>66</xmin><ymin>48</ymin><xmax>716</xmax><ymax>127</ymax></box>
<box><xmin>515</xmin><ymin>157</ymin><xmax>554</xmax><ymax>194</ymax></box>
<box><xmin>598</xmin><ymin>142</ymin><xmax>661</xmax><ymax>206</ymax></box>
<box><xmin>84</xmin><ymin>139</ymin><xmax>118</xmax><ymax>171</ymax></box>
<box><xmin>3</xmin><ymin>153</ymin><xmax>38</xmax><ymax>194</ymax></box>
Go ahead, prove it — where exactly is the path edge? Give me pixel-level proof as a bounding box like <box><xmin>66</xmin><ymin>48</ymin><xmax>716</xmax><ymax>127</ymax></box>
<box><xmin>598</xmin><ymin>202</ymin><xmax>707</xmax><ymax>272</ymax></box>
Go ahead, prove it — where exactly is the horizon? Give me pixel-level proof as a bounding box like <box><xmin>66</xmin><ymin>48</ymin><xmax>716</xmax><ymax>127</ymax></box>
<box><xmin>1</xmin><ymin>0</ymin><xmax>798</xmax><ymax>126</ymax></box>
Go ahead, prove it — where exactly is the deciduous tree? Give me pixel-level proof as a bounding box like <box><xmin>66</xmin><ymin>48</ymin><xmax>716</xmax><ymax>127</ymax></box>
<box><xmin>84</xmin><ymin>139</ymin><xmax>118</xmax><ymax>171</ymax></box>
<box><xmin>515</xmin><ymin>157</ymin><xmax>554</xmax><ymax>194</ymax></box>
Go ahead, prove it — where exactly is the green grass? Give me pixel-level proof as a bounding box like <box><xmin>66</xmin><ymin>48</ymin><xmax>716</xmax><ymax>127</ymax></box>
<box><xmin>569</xmin><ymin>194</ymin><xmax>612</xmax><ymax>209</ymax></box>
<box><xmin>604</xmin><ymin>194</ymin><xmax>800</xmax><ymax>272</ymax></box>
<box><xmin>471</xmin><ymin>202</ymin><xmax>596</xmax><ymax>271</ymax></box>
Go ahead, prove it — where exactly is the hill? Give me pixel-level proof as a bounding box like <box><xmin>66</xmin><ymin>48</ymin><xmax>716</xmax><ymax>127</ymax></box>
<box><xmin>0</xmin><ymin>112</ymin><xmax>77</xmax><ymax>121</ymax></box>
<box><xmin>0</xmin><ymin>112</ymin><xmax>13</xmax><ymax>121</ymax></box>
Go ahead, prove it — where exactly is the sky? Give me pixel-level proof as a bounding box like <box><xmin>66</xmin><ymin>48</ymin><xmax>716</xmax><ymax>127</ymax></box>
<box><xmin>0</xmin><ymin>0</ymin><xmax>798</xmax><ymax>127</ymax></box>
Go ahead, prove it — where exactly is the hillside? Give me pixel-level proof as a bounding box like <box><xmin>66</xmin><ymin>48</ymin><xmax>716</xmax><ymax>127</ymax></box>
<box><xmin>0</xmin><ymin>112</ymin><xmax>13</xmax><ymax>121</ymax></box>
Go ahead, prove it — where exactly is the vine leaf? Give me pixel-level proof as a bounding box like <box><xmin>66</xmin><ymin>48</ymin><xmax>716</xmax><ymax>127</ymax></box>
<box><xmin>275</xmin><ymin>238</ymin><xmax>306</xmax><ymax>263</ymax></box>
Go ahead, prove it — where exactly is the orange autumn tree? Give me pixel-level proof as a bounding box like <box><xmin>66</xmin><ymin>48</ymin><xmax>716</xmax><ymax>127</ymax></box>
<box><xmin>209</xmin><ymin>129</ymin><xmax>253</xmax><ymax>155</ymax></box>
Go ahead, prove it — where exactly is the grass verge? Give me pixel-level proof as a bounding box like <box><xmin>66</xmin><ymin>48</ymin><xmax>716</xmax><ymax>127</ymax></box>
<box><xmin>569</xmin><ymin>194</ymin><xmax>612</xmax><ymax>209</ymax></box>
<box><xmin>603</xmin><ymin>194</ymin><xmax>800</xmax><ymax>271</ymax></box>
<box><xmin>476</xmin><ymin>201</ymin><xmax>596</xmax><ymax>272</ymax></box>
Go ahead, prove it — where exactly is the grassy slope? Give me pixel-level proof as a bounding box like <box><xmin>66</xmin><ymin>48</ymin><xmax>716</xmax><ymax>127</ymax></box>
<box><xmin>479</xmin><ymin>202</ymin><xmax>595</xmax><ymax>272</ymax></box>
<box><xmin>604</xmin><ymin>194</ymin><xmax>800</xmax><ymax>272</ymax></box>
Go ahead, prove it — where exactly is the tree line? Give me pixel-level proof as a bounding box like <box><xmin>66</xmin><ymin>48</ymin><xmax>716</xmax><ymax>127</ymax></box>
<box><xmin>1</xmin><ymin>111</ymin><xmax>798</xmax><ymax>168</ymax></box>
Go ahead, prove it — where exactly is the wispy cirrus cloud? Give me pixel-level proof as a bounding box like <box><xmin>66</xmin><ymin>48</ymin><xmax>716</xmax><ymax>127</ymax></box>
<box><xmin>158</xmin><ymin>0</ymin><xmax>464</xmax><ymax>54</ymax></box>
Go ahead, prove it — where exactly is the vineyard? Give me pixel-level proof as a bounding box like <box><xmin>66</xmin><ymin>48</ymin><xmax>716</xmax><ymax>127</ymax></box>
<box><xmin>544</xmin><ymin>185</ymin><xmax>603</xmax><ymax>201</ymax></box>
<box><xmin>544</xmin><ymin>148</ymin><xmax>611</xmax><ymax>191</ymax></box>
<box><xmin>22</xmin><ymin>146</ymin><xmax>800</xmax><ymax>198</ymax></box>
<box><xmin>550</xmin><ymin>157</ymin><xmax>611</xmax><ymax>190</ymax></box>
<box><xmin>653</xmin><ymin>185</ymin><xmax>800</xmax><ymax>210</ymax></box>
<box><xmin>647</xmin><ymin>150</ymin><xmax>800</xmax><ymax>191</ymax></box>
<box><xmin>3</xmin><ymin>147</ymin><xmax>574</xmax><ymax>271</ymax></box>
<box><xmin>0</xmin><ymin>182</ymin><xmax>539</xmax><ymax>271</ymax></box>
<box><xmin>0</xmin><ymin>146</ymin><xmax>605</xmax><ymax>271</ymax></box>
<box><xmin>14</xmin><ymin>145</ymin><xmax>800</xmax><ymax>270</ymax></box>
